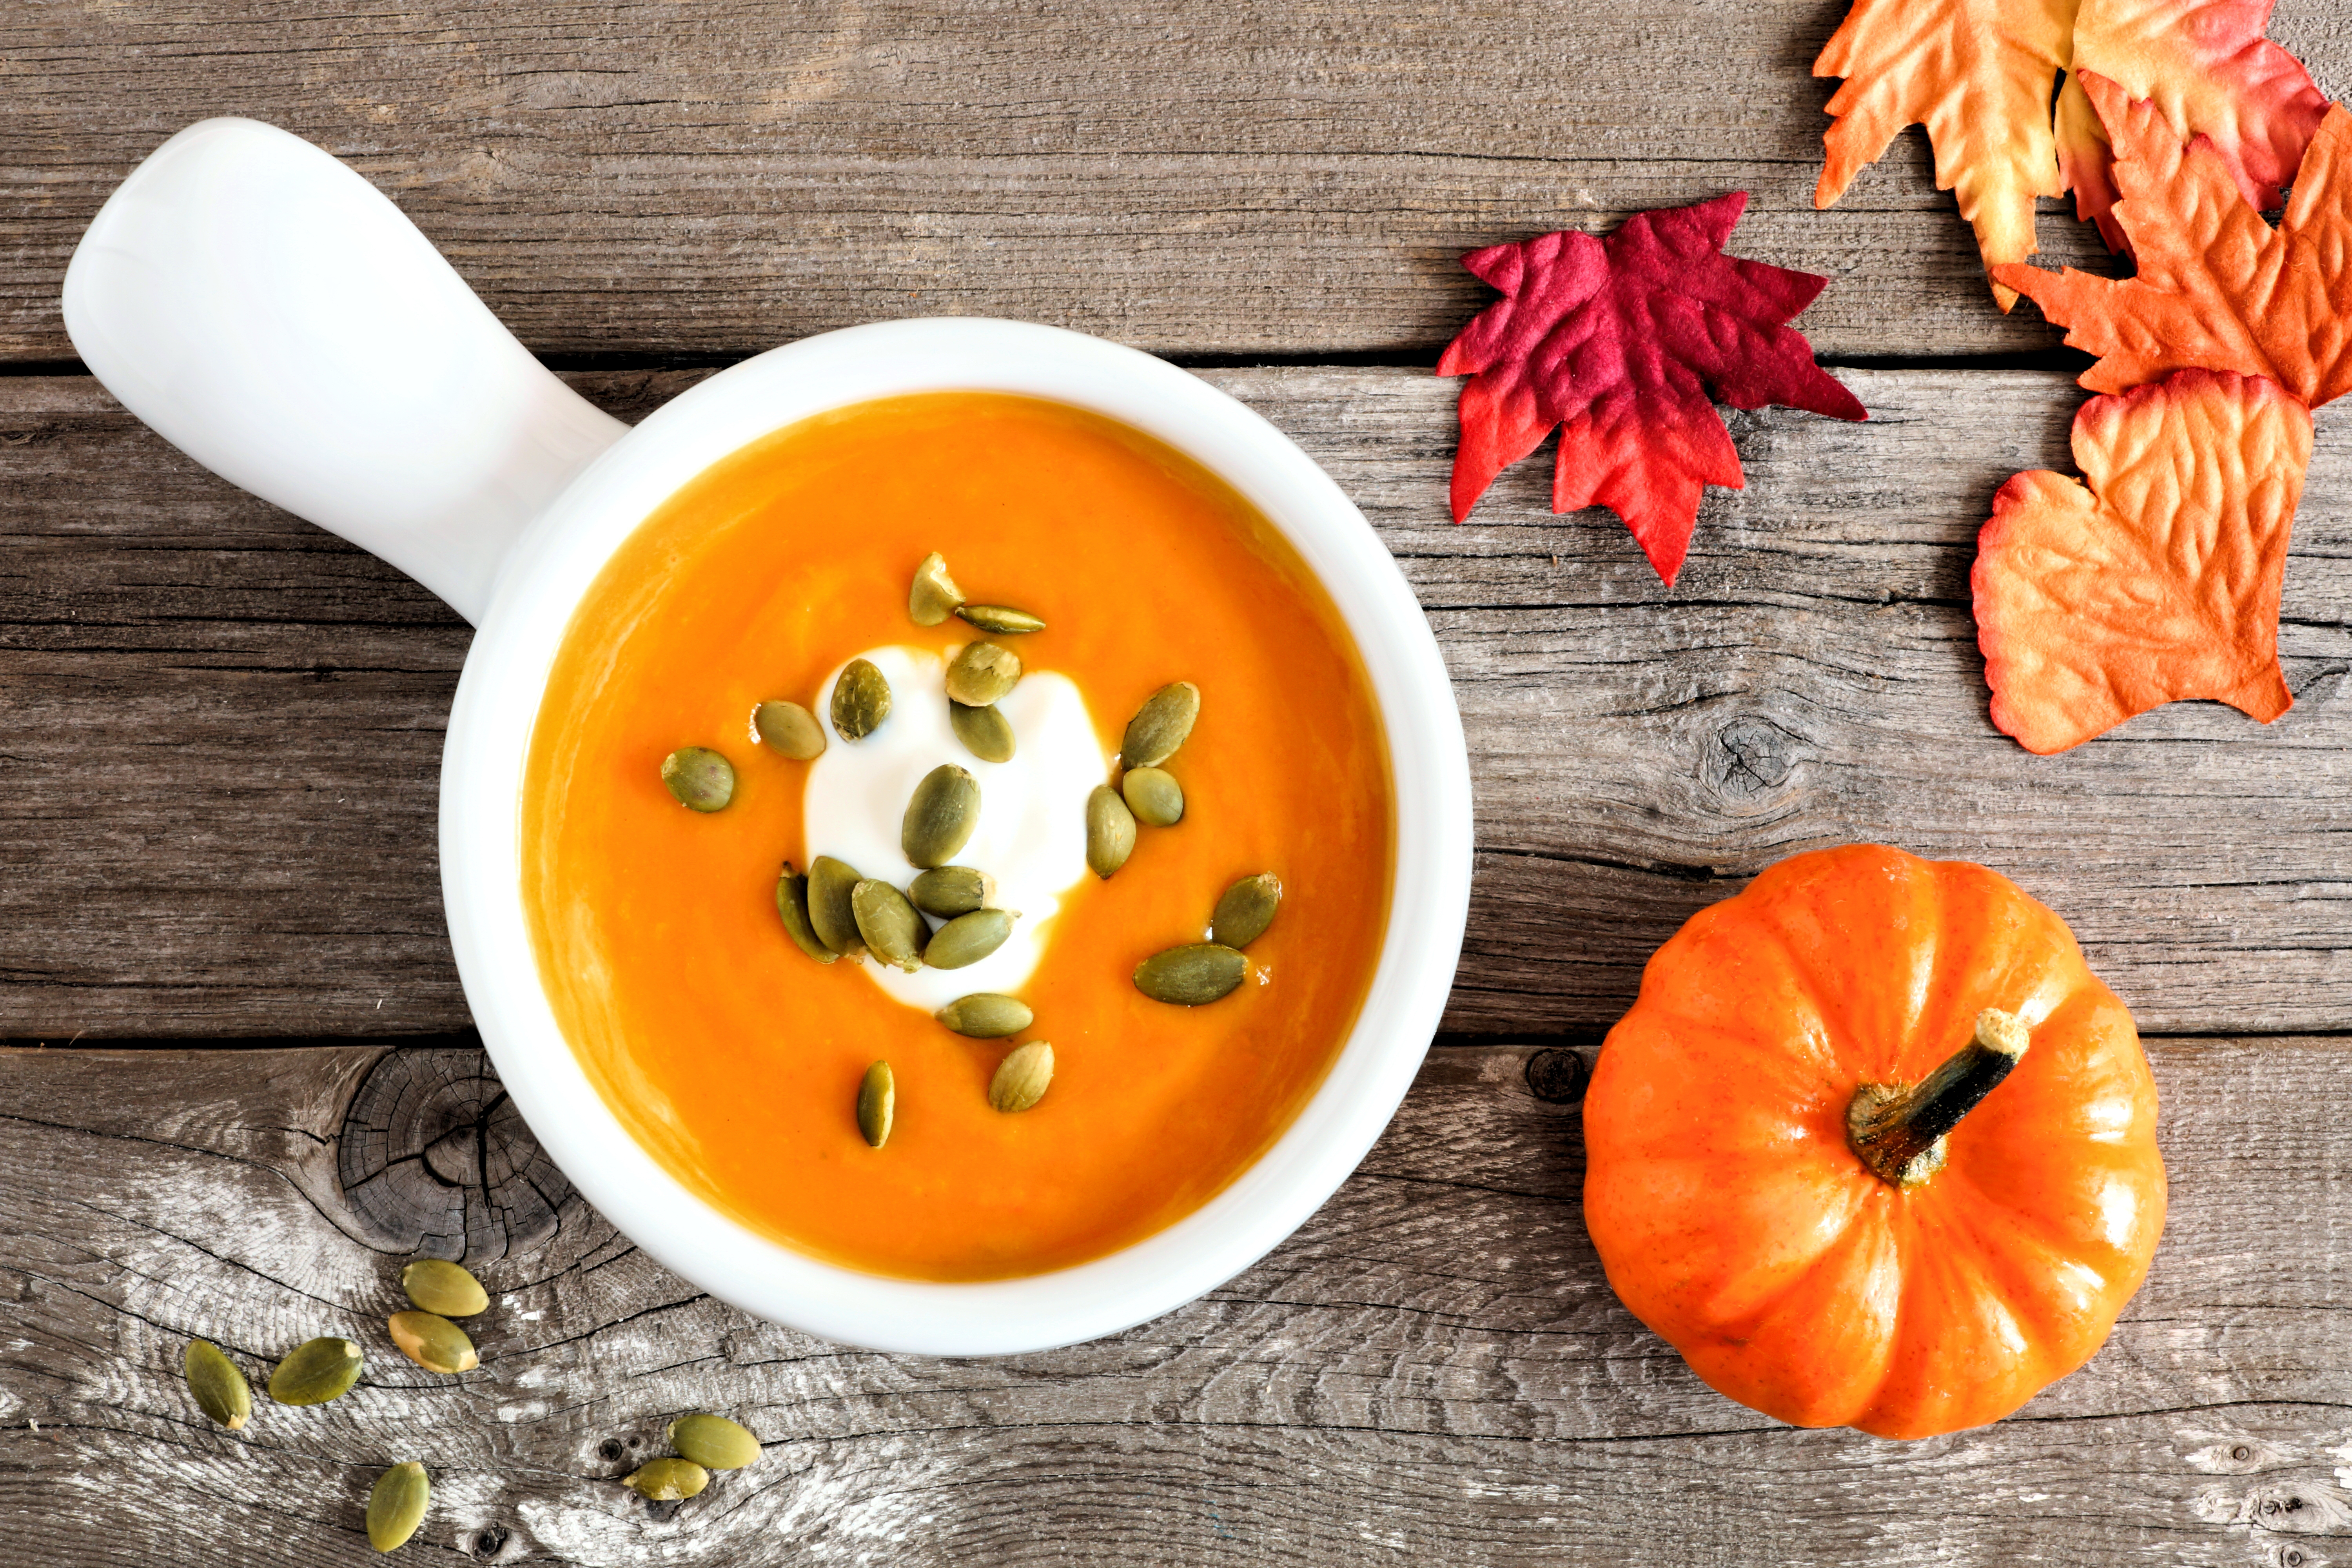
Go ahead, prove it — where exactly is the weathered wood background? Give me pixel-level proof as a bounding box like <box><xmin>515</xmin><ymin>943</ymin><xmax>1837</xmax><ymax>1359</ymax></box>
<box><xmin>6</xmin><ymin>0</ymin><xmax>2352</xmax><ymax>1563</ymax></box>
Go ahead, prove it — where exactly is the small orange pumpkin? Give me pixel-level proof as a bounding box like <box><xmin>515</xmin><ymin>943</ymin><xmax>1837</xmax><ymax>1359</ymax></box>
<box><xmin>1583</xmin><ymin>843</ymin><xmax>2165</xmax><ymax>1439</ymax></box>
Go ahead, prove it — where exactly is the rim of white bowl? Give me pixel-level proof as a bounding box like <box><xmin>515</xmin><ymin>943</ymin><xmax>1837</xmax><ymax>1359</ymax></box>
<box><xmin>441</xmin><ymin>318</ymin><xmax>1472</xmax><ymax>1355</ymax></box>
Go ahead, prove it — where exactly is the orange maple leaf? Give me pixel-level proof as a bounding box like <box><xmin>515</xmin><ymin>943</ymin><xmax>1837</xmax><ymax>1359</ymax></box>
<box><xmin>1973</xmin><ymin>368</ymin><xmax>2310</xmax><ymax>753</ymax></box>
<box><xmin>1998</xmin><ymin>74</ymin><xmax>2352</xmax><ymax>404</ymax></box>
<box><xmin>2056</xmin><ymin>0</ymin><xmax>2327</xmax><ymax>251</ymax></box>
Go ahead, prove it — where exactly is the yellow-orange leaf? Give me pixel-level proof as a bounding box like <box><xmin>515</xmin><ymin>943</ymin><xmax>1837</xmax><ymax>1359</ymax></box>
<box><xmin>1973</xmin><ymin>368</ymin><xmax>2310</xmax><ymax>753</ymax></box>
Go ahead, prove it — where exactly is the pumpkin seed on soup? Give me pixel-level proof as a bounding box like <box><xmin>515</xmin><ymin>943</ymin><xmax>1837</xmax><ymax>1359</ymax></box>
<box><xmin>935</xmin><ymin>993</ymin><xmax>1033</xmax><ymax>1038</ymax></box>
<box><xmin>625</xmin><ymin>1458</ymin><xmax>709</xmax><ymax>1501</ymax></box>
<box><xmin>668</xmin><ymin>1412</ymin><xmax>762</xmax><ymax>1471</ymax></box>
<box><xmin>852</xmin><ymin>879</ymin><xmax>927</xmax><ymax>972</ymax></box>
<box><xmin>956</xmin><ymin>603</ymin><xmax>1046</xmax><ymax>635</ymax></box>
<box><xmin>806</xmin><ymin>856</ymin><xmax>867</xmax><ymax>958</ymax></box>
<box><xmin>945</xmin><ymin>642</ymin><xmax>1022</xmax><ymax>706</ymax></box>
<box><xmin>925</xmin><ymin>908</ymin><xmax>1014</xmax><ymax>970</ymax></box>
<box><xmin>401</xmin><ymin>1258</ymin><xmax>490</xmax><ymax>1318</ymax></box>
<box><xmin>909</xmin><ymin>551</ymin><xmax>964</xmax><ymax>626</ymax></box>
<box><xmin>775</xmin><ymin>862</ymin><xmax>837</xmax><ymax>964</ymax></box>
<box><xmin>1120</xmin><ymin>681</ymin><xmax>1199</xmax><ymax>768</ymax></box>
<box><xmin>753</xmin><ymin>700</ymin><xmax>826</xmax><ymax>760</ymax></box>
<box><xmin>910</xmin><ymin>866</ymin><xmax>995</xmax><ymax>918</ymax></box>
<box><xmin>660</xmin><ymin>748</ymin><xmax>734</xmax><ymax>812</ymax></box>
<box><xmin>1134</xmin><ymin>944</ymin><xmax>1248</xmax><ymax>1005</ymax></box>
<box><xmin>1120</xmin><ymin>766</ymin><xmax>1183</xmax><ymax>827</ymax></box>
<box><xmin>858</xmin><ymin>1062</ymin><xmax>895</xmax><ymax>1148</ymax></box>
<box><xmin>949</xmin><ymin>699</ymin><xmax>1016</xmax><ymax>762</ymax></box>
<box><xmin>269</xmin><ymin>1337</ymin><xmax>363</xmax><ymax>1406</ymax></box>
<box><xmin>367</xmin><ymin>1462</ymin><xmax>430</xmax><ymax>1553</ymax></box>
<box><xmin>831</xmin><ymin>658</ymin><xmax>892</xmax><ymax>740</ymax></box>
<box><xmin>902</xmin><ymin>764</ymin><xmax>980</xmax><ymax>869</ymax></box>
<box><xmin>1211</xmin><ymin>873</ymin><xmax>1283</xmax><ymax>949</ymax></box>
<box><xmin>184</xmin><ymin>1340</ymin><xmax>251</xmax><ymax>1430</ymax></box>
<box><xmin>1085</xmin><ymin>786</ymin><xmax>1136</xmax><ymax>878</ymax></box>
<box><xmin>388</xmin><ymin>1311</ymin><xmax>478</xmax><ymax>1374</ymax></box>
<box><xmin>988</xmin><ymin>1042</ymin><xmax>1054</xmax><ymax>1113</ymax></box>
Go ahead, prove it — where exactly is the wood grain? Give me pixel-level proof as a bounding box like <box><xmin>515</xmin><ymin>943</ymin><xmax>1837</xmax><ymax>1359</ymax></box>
<box><xmin>0</xmin><ymin>0</ymin><xmax>2216</xmax><ymax>363</ymax></box>
<box><xmin>7</xmin><ymin>366</ymin><xmax>2352</xmax><ymax>1039</ymax></box>
<box><xmin>0</xmin><ymin>1037</ymin><xmax>2345</xmax><ymax>1566</ymax></box>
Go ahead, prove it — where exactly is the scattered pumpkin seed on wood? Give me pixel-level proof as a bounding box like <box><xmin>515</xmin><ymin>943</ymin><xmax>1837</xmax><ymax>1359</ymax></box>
<box><xmin>1085</xmin><ymin>785</ymin><xmax>1136</xmax><ymax>878</ymax></box>
<box><xmin>184</xmin><ymin>1340</ymin><xmax>250</xmax><ymax>1430</ymax></box>
<box><xmin>1120</xmin><ymin>766</ymin><xmax>1184</xmax><ymax>826</ymax></box>
<box><xmin>909</xmin><ymin>552</ymin><xmax>964</xmax><ymax>626</ymax></box>
<box><xmin>754</xmin><ymin>700</ymin><xmax>827</xmax><ymax>760</ymax></box>
<box><xmin>949</xmin><ymin>699</ymin><xmax>1015</xmax><ymax>762</ymax></box>
<box><xmin>775</xmin><ymin>862</ymin><xmax>837</xmax><ymax>964</ymax></box>
<box><xmin>401</xmin><ymin>1258</ymin><xmax>489</xmax><ymax>1318</ymax></box>
<box><xmin>925</xmin><ymin>907</ymin><xmax>1014</xmax><ymax>970</ymax></box>
<box><xmin>945</xmin><ymin>642</ymin><xmax>1022</xmax><ymax>706</ymax></box>
<box><xmin>269</xmin><ymin>1337</ymin><xmax>363</xmax><ymax>1406</ymax></box>
<box><xmin>1120</xmin><ymin>681</ymin><xmax>1200</xmax><ymax>768</ymax></box>
<box><xmin>367</xmin><ymin>1462</ymin><xmax>430</xmax><ymax>1553</ymax></box>
<box><xmin>807</xmin><ymin>856</ymin><xmax>868</xmax><ymax>958</ymax></box>
<box><xmin>902</xmin><ymin>763</ymin><xmax>981</xmax><ymax>868</ymax></box>
<box><xmin>909</xmin><ymin>866</ymin><xmax>995</xmax><ymax>919</ymax></box>
<box><xmin>1135</xmin><ymin>944</ymin><xmax>1249</xmax><ymax>1005</ymax></box>
<box><xmin>935</xmin><ymin>993</ymin><xmax>1034</xmax><ymax>1038</ymax></box>
<box><xmin>858</xmin><ymin>1062</ymin><xmax>895</xmax><ymax>1148</ymax></box>
<box><xmin>1211</xmin><ymin>873</ymin><xmax>1283</xmax><ymax>949</ymax></box>
<box><xmin>625</xmin><ymin>1458</ymin><xmax>709</xmax><ymax>1501</ymax></box>
<box><xmin>388</xmin><ymin>1311</ymin><xmax>478</xmax><ymax>1374</ymax></box>
<box><xmin>956</xmin><ymin>603</ymin><xmax>1046</xmax><ymax>635</ymax></box>
<box><xmin>852</xmin><ymin>878</ymin><xmax>927</xmax><ymax>972</ymax></box>
<box><xmin>988</xmin><ymin>1042</ymin><xmax>1054</xmax><ymax>1113</ymax></box>
<box><xmin>667</xmin><ymin>1413</ymin><xmax>762</xmax><ymax>1471</ymax></box>
<box><xmin>660</xmin><ymin>748</ymin><xmax>734</xmax><ymax>812</ymax></box>
<box><xmin>831</xmin><ymin>658</ymin><xmax>893</xmax><ymax>740</ymax></box>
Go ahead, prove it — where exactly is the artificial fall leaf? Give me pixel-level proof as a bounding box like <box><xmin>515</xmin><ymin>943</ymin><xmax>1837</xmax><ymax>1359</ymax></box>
<box><xmin>1436</xmin><ymin>192</ymin><xmax>1866</xmax><ymax>586</ymax></box>
<box><xmin>2056</xmin><ymin>0</ymin><xmax>2327</xmax><ymax>251</ymax></box>
<box><xmin>1813</xmin><ymin>0</ymin><xmax>2080</xmax><ymax>309</ymax></box>
<box><xmin>1973</xmin><ymin>368</ymin><xmax>2310</xmax><ymax>753</ymax></box>
<box><xmin>1998</xmin><ymin>74</ymin><xmax>2352</xmax><ymax>405</ymax></box>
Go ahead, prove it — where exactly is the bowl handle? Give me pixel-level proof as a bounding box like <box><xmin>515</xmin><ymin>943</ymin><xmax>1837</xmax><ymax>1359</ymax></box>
<box><xmin>61</xmin><ymin>118</ymin><xmax>628</xmax><ymax>626</ymax></box>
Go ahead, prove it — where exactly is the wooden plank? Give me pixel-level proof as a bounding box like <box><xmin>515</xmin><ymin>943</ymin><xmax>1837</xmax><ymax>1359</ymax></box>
<box><xmin>5</xmin><ymin>367</ymin><xmax>2352</xmax><ymax>1039</ymax></box>
<box><xmin>1</xmin><ymin>1037</ymin><xmax>2346</xmax><ymax>1565</ymax></box>
<box><xmin>0</xmin><ymin>0</ymin><xmax>2214</xmax><ymax>363</ymax></box>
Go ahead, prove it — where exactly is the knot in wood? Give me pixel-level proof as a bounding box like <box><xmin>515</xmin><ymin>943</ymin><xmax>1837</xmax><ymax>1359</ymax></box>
<box><xmin>337</xmin><ymin>1046</ymin><xmax>573</xmax><ymax>1264</ymax></box>
<box><xmin>1703</xmin><ymin>717</ymin><xmax>1803</xmax><ymax>801</ymax></box>
<box><xmin>1522</xmin><ymin>1047</ymin><xmax>1588</xmax><ymax>1104</ymax></box>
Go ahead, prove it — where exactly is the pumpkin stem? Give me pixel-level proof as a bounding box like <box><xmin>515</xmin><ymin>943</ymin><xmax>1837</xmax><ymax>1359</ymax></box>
<box><xmin>1846</xmin><ymin>1009</ymin><xmax>2031</xmax><ymax>1187</ymax></box>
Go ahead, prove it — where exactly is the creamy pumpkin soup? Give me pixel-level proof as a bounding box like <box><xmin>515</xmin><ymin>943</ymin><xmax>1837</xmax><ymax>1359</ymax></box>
<box><xmin>522</xmin><ymin>392</ymin><xmax>1392</xmax><ymax>1280</ymax></box>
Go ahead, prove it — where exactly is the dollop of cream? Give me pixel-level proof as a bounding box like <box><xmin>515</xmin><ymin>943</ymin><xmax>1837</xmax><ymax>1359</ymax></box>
<box><xmin>801</xmin><ymin>645</ymin><xmax>1103</xmax><ymax>1010</ymax></box>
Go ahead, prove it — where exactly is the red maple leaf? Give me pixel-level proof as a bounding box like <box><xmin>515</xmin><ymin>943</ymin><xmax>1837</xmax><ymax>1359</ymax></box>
<box><xmin>1438</xmin><ymin>193</ymin><xmax>1867</xmax><ymax>585</ymax></box>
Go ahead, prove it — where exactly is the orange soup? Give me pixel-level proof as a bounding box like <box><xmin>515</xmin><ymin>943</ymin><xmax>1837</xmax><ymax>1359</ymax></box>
<box><xmin>522</xmin><ymin>392</ymin><xmax>1393</xmax><ymax>1279</ymax></box>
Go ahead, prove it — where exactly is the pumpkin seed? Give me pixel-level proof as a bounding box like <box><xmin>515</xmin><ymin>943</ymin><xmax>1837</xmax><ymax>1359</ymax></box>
<box><xmin>1134</xmin><ymin>944</ymin><xmax>1248</xmax><ymax>1005</ymax></box>
<box><xmin>807</xmin><ymin>856</ymin><xmax>867</xmax><ymax>958</ymax></box>
<box><xmin>852</xmin><ymin>879</ymin><xmax>926</xmax><ymax>972</ymax></box>
<box><xmin>184</xmin><ymin>1339</ymin><xmax>250</xmax><ymax>1430</ymax></box>
<box><xmin>935</xmin><ymin>993</ymin><xmax>1033</xmax><ymax>1038</ymax></box>
<box><xmin>909</xmin><ymin>552</ymin><xmax>964</xmax><ymax>626</ymax></box>
<box><xmin>956</xmin><ymin>603</ymin><xmax>1046</xmax><ymax>635</ymax></box>
<box><xmin>1210</xmin><ymin>873</ymin><xmax>1283</xmax><ymax>949</ymax></box>
<box><xmin>831</xmin><ymin>658</ymin><xmax>892</xmax><ymax>740</ymax></box>
<box><xmin>925</xmin><ymin>908</ymin><xmax>1014</xmax><ymax>970</ymax></box>
<box><xmin>1120</xmin><ymin>766</ymin><xmax>1184</xmax><ymax>827</ymax></box>
<box><xmin>625</xmin><ymin>1458</ymin><xmax>710</xmax><ymax>1501</ymax></box>
<box><xmin>667</xmin><ymin>1412</ymin><xmax>762</xmax><ymax>1472</ymax></box>
<box><xmin>858</xmin><ymin>1061</ymin><xmax>895</xmax><ymax>1148</ymax></box>
<box><xmin>388</xmin><ymin>1311</ymin><xmax>477</xmax><ymax>1375</ymax></box>
<box><xmin>988</xmin><ymin>1042</ymin><xmax>1054</xmax><ymax>1113</ymax></box>
<box><xmin>367</xmin><ymin>1462</ymin><xmax>430</xmax><ymax>1552</ymax></box>
<box><xmin>269</xmin><ymin>1337</ymin><xmax>363</xmax><ymax>1406</ymax></box>
<box><xmin>1120</xmin><ymin>681</ymin><xmax>1199</xmax><ymax>768</ymax></box>
<box><xmin>774</xmin><ymin>862</ymin><xmax>837</xmax><ymax>964</ymax></box>
<box><xmin>660</xmin><ymin>748</ymin><xmax>734</xmax><ymax>812</ymax></box>
<box><xmin>754</xmin><ymin>700</ymin><xmax>827</xmax><ymax>760</ymax></box>
<box><xmin>401</xmin><ymin>1258</ymin><xmax>489</xmax><ymax>1318</ymax></box>
<box><xmin>902</xmin><ymin>764</ymin><xmax>981</xmax><ymax>869</ymax></box>
<box><xmin>949</xmin><ymin>700</ymin><xmax>1016</xmax><ymax>762</ymax></box>
<box><xmin>1085</xmin><ymin>785</ymin><xmax>1136</xmax><ymax>878</ymax></box>
<box><xmin>946</xmin><ymin>642</ymin><xmax>1022</xmax><ymax>706</ymax></box>
<box><xmin>910</xmin><ymin>866</ymin><xmax>995</xmax><ymax>919</ymax></box>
